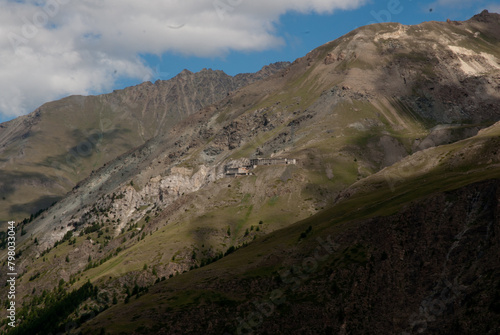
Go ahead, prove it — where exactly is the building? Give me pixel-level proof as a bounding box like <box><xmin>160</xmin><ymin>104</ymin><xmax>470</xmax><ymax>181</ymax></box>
<box><xmin>250</xmin><ymin>158</ymin><xmax>297</xmax><ymax>167</ymax></box>
<box><xmin>225</xmin><ymin>166</ymin><xmax>251</xmax><ymax>176</ymax></box>
<box><xmin>224</xmin><ymin>157</ymin><xmax>297</xmax><ymax>176</ymax></box>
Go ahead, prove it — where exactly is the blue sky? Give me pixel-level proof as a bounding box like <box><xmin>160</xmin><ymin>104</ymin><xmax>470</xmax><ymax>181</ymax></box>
<box><xmin>130</xmin><ymin>1</ymin><xmax>495</xmax><ymax>83</ymax></box>
<box><xmin>0</xmin><ymin>0</ymin><xmax>498</xmax><ymax>123</ymax></box>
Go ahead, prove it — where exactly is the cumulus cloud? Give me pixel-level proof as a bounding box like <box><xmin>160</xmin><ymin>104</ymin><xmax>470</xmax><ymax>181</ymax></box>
<box><xmin>0</xmin><ymin>0</ymin><xmax>366</xmax><ymax>119</ymax></box>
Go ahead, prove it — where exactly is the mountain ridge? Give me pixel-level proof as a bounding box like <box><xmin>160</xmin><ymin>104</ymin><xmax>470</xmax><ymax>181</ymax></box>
<box><xmin>0</xmin><ymin>61</ymin><xmax>290</xmax><ymax>222</ymax></box>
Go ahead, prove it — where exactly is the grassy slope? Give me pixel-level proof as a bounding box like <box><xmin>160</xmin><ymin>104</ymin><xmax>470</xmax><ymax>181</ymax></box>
<box><xmin>0</xmin><ymin>95</ymin><xmax>145</xmax><ymax>222</ymax></box>
<box><xmin>79</xmin><ymin>120</ymin><xmax>500</xmax><ymax>333</ymax></box>
<box><xmin>51</xmin><ymin>92</ymin><xmax>429</xmax><ymax>291</ymax></box>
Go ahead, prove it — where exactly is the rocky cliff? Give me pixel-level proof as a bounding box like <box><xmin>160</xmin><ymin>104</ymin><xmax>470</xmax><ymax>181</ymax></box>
<box><xmin>0</xmin><ymin>62</ymin><xmax>290</xmax><ymax>221</ymax></box>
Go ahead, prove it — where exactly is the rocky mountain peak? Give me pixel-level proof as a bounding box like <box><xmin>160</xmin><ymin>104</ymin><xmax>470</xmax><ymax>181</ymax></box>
<box><xmin>469</xmin><ymin>9</ymin><xmax>500</xmax><ymax>23</ymax></box>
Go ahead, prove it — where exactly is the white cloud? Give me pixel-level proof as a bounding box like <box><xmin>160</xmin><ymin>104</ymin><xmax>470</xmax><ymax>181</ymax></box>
<box><xmin>0</xmin><ymin>0</ymin><xmax>367</xmax><ymax>119</ymax></box>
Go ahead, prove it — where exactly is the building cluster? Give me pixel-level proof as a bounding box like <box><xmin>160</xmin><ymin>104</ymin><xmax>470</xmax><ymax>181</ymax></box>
<box><xmin>225</xmin><ymin>158</ymin><xmax>297</xmax><ymax>176</ymax></box>
<box><xmin>225</xmin><ymin>166</ymin><xmax>251</xmax><ymax>176</ymax></box>
<box><xmin>250</xmin><ymin>158</ymin><xmax>297</xmax><ymax>167</ymax></box>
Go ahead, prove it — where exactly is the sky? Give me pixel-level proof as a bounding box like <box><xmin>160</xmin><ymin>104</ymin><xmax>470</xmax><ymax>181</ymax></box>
<box><xmin>0</xmin><ymin>0</ymin><xmax>499</xmax><ymax>123</ymax></box>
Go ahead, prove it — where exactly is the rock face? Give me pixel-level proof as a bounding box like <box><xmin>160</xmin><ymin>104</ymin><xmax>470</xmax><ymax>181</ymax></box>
<box><xmin>0</xmin><ymin>62</ymin><xmax>290</xmax><ymax>221</ymax></box>
<box><xmin>100</xmin><ymin>164</ymin><xmax>218</xmax><ymax>235</ymax></box>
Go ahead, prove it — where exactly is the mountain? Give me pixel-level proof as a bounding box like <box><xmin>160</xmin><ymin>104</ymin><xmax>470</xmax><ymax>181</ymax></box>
<box><xmin>82</xmin><ymin>177</ymin><xmax>500</xmax><ymax>335</ymax></box>
<box><xmin>1</xmin><ymin>10</ymin><xmax>500</xmax><ymax>335</ymax></box>
<box><xmin>0</xmin><ymin>62</ymin><xmax>290</xmax><ymax>222</ymax></box>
